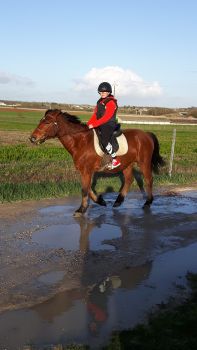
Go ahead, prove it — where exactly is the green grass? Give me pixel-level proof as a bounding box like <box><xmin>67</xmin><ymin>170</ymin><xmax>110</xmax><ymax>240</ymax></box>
<box><xmin>0</xmin><ymin>181</ymin><xmax>82</xmax><ymax>202</ymax></box>
<box><xmin>0</xmin><ymin>144</ymin><xmax>70</xmax><ymax>163</ymax></box>
<box><xmin>0</xmin><ymin>108</ymin><xmax>89</xmax><ymax>131</ymax></box>
<box><xmin>0</xmin><ymin>109</ymin><xmax>43</xmax><ymax>131</ymax></box>
<box><xmin>0</xmin><ymin>109</ymin><xmax>196</xmax><ymax>202</ymax></box>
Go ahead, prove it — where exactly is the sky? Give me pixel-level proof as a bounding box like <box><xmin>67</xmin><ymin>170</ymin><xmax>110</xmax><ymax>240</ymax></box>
<box><xmin>0</xmin><ymin>0</ymin><xmax>197</xmax><ymax>107</ymax></box>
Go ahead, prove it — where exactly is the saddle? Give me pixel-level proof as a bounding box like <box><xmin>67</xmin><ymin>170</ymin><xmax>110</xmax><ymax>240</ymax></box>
<box><xmin>93</xmin><ymin>124</ymin><xmax>128</xmax><ymax>157</ymax></box>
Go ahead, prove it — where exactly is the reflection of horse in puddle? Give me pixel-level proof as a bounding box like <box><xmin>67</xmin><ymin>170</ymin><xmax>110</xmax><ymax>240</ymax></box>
<box><xmin>32</xmin><ymin>213</ymin><xmax>152</xmax><ymax>337</ymax></box>
<box><xmin>75</xmin><ymin>207</ymin><xmax>155</xmax><ymax>255</ymax></box>
<box><xmin>32</xmin><ymin>261</ymin><xmax>152</xmax><ymax>337</ymax></box>
<box><xmin>87</xmin><ymin>262</ymin><xmax>152</xmax><ymax>335</ymax></box>
<box><xmin>76</xmin><ymin>216</ymin><xmax>101</xmax><ymax>252</ymax></box>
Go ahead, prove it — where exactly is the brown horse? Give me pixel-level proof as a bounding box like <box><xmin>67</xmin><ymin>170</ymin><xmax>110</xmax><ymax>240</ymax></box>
<box><xmin>30</xmin><ymin>109</ymin><xmax>165</xmax><ymax>216</ymax></box>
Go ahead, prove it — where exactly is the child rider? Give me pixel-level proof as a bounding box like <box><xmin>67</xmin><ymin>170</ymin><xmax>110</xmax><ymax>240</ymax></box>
<box><xmin>87</xmin><ymin>82</ymin><xmax>121</xmax><ymax>169</ymax></box>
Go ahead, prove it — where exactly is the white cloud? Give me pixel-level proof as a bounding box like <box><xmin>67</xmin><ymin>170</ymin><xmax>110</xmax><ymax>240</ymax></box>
<box><xmin>0</xmin><ymin>71</ymin><xmax>35</xmax><ymax>86</ymax></box>
<box><xmin>73</xmin><ymin>66</ymin><xmax>162</xmax><ymax>98</ymax></box>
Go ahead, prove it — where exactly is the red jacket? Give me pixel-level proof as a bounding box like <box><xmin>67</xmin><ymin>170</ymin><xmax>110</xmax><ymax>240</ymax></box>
<box><xmin>87</xmin><ymin>96</ymin><xmax>117</xmax><ymax>128</ymax></box>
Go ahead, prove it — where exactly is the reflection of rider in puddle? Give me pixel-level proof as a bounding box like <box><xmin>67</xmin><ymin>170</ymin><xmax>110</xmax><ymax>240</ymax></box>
<box><xmin>87</xmin><ymin>279</ymin><xmax>112</xmax><ymax>335</ymax></box>
<box><xmin>31</xmin><ymin>212</ymin><xmax>152</xmax><ymax>341</ymax></box>
<box><xmin>32</xmin><ymin>263</ymin><xmax>152</xmax><ymax>334</ymax></box>
<box><xmin>86</xmin><ymin>262</ymin><xmax>152</xmax><ymax>335</ymax></box>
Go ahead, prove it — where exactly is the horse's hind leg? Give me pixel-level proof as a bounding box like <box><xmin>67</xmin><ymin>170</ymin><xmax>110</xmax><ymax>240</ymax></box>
<box><xmin>89</xmin><ymin>189</ymin><xmax>107</xmax><ymax>206</ymax></box>
<box><xmin>89</xmin><ymin>173</ymin><xmax>106</xmax><ymax>206</ymax></box>
<box><xmin>133</xmin><ymin>168</ymin><xmax>146</xmax><ymax>199</ymax></box>
<box><xmin>139</xmin><ymin>162</ymin><xmax>153</xmax><ymax>207</ymax></box>
<box><xmin>113</xmin><ymin>165</ymin><xmax>133</xmax><ymax>207</ymax></box>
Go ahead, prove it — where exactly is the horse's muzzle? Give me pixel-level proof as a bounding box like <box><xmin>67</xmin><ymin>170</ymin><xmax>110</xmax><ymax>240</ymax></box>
<box><xmin>29</xmin><ymin>136</ymin><xmax>37</xmax><ymax>143</ymax></box>
<box><xmin>29</xmin><ymin>136</ymin><xmax>45</xmax><ymax>144</ymax></box>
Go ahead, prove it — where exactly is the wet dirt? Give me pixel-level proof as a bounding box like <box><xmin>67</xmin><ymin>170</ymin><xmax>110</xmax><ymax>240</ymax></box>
<box><xmin>0</xmin><ymin>186</ymin><xmax>197</xmax><ymax>349</ymax></box>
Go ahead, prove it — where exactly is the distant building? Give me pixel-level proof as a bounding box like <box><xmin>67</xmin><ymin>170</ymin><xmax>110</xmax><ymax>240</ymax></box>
<box><xmin>0</xmin><ymin>101</ymin><xmax>21</xmax><ymax>107</ymax></box>
<box><xmin>135</xmin><ymin>107</ymin><xmax>148</xmax><ymax>115</ymax></box>
<box><xmin>179</xmin><ymin>112</ymin><xmax>187</xmax><ymax>116</ymax></box>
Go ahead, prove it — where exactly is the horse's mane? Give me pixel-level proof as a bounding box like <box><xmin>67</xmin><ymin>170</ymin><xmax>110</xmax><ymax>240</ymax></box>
<box><xmin>46</xmin><ymin>109</ymin><xmax>87</xmax><ymax>128</ymax></box>
<box><xmin>62</xmin><ymin>111</ymin><xmax>85</xmax><ymax>125</ymax></box>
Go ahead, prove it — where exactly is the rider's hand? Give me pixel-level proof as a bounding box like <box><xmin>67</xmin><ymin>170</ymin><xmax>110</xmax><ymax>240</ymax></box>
<box><xmin>88</xmin><ymin>124</ymin><xmax>93</xmax><ymax>129</ymax></box>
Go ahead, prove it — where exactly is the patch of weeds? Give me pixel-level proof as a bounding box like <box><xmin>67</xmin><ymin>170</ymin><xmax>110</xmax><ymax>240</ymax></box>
<box><xmin>103</xmin><ymin>272</ymin><xmax>197</xmax><ymax>350</ymax></box>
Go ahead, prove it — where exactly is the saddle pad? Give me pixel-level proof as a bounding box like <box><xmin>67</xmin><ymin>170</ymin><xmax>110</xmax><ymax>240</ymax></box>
<box><xmin>93</xmin><ymin>129</ymin><xmax>128</xmax><ymax>157</ymax></box>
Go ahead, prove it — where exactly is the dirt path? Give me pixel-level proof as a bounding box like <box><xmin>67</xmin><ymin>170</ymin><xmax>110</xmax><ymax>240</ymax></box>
<box><xmin>0</xmin><ymin>185</ymin><xmax>196</xmax><ymax>313</ymax></box>
<box><xmin>0</xmin><ymin>186</ymin><xmax>197</xmax><ymax>349</ymax></box>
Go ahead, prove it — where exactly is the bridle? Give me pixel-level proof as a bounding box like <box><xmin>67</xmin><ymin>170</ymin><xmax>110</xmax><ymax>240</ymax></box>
<box><xmin>36</xmin><ymin>120</ymin><xmax>59</xmax><ymax>139</ymax></box>
<box><xmin>37</xmin><ymin>112</ymin><xmax>91</xmax><ymax>141</ymax></box>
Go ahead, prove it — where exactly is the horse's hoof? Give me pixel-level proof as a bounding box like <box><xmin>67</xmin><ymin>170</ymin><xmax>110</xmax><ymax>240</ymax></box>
<box><xmin>143</xmin><ymin>203</ymin><xmax>149</xmax><ymax>209</ymax></box>
<box><xmin>142</xmin><ymin>200</ymin><xmax>152</xmax><ymax>209</ymax></box>
<box><xmin>73</xmin><ymin>211</ymin><xmax>83</xmax><ymax>217</ymax></box>
<box><xmin>113</xmin><ymin>201</ymin><xmax>121</xmax><ymax>208</ymax></box>
<box><xmin>142</xmin><ymin>205</ymin><xmax>151</xmax><ymax>214</ymax></box>
<box><xmin>97</xmin><ymin>195</ymin><xmax>107</xmax><ymax>206</ymax></box>
<box><xmin>142</xmin><ymin>195</ymin><xmax>153</xmax><ymax>209</ymax></box>
<box><xmin>113</xmin><ymin>194</ymin><xmax>124</xmax><ymax>207</ymax></box>
<box><xmin>73</xmin><ymin>206</ymin><xmax>87</xmax><ymax>217</ymax></box>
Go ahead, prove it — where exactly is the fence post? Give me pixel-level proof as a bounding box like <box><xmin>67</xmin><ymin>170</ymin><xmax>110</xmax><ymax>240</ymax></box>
<box><xmin>169</xmin><ymin>128</ymin><xmax>176</xmax><ymax>178</ymax></box>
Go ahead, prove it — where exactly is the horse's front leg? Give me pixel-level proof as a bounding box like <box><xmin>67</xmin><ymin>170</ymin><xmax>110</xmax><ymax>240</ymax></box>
<box><xmin>113</xmin><ymin>165</ymin><xmax>133</xmax><ymax>207</ymax></box>
<box><xmin>74</xmin><ymin>172</ymin><xmax>92</xmax><ymax>216</ymax></box>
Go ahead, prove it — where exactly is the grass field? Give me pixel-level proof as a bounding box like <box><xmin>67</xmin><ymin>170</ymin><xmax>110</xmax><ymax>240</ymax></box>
<box><xmin>0</xmin><ymin>108</ymin><xmax>196</xmax><ymax>202</ymax></box>
<box><xmin>0</xmin><ymin>108</ymin><xmax>90</xmax><ymax>131</ymax></box>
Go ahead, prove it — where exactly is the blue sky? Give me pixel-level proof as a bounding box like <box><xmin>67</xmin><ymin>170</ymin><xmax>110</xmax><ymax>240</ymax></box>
<box><xmin>0</xmin><ymin>0</ymin><xmax>196</xmax><ymax>107</ymax></box>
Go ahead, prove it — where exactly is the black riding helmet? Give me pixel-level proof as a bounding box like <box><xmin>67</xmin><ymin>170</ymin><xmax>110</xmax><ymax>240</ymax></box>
<box><xmin>98</xmin><ymin>82</ymin><xmax>112</xmax><ymax>94</ymax></box>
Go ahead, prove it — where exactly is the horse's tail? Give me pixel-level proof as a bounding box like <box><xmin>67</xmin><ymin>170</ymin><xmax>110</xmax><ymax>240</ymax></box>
<box><xmin>147</xmin><ymin>132</ymin><xmax>165</xmax><ymax>174</ymax></box>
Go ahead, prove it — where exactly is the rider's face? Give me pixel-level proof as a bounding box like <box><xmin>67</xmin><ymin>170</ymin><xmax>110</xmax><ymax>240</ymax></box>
<box><xmin>99</xmin><ymin>91</ymin><xmax>110</xmax><ymax>98</ymax></box>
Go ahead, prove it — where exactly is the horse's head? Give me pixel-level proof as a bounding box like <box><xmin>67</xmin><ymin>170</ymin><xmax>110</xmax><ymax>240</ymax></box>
<box><xmin>30</xmin><ymin>109</ymin><xmax>61</xmax><ymax>144</ymax></box>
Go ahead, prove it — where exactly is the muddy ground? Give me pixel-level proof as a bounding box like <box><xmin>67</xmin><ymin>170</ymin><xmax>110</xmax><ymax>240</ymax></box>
<box><xmin>0</xmin><ymin>185</ymin><xmax>196</xmax><ymax>312</ymax></box>
<box><xmin>0</xmin><ymin>186</ymin><xmax>197</xmax><ymax>349</ymax></box>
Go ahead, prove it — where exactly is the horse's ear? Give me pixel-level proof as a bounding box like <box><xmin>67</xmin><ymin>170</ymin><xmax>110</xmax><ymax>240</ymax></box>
<box><xmin>45</xmin><ymin>109</ymin><xmax>51</xmax><ymax>115</ymax></box>
<box><xmin>45</xmin><ymin>109</ymin><xmax>61</xmax><ymax>116</ymax></box>
<box><xmin>53</xmin><ymin>109</ymin><xmax>62</xmax><ymax>117</ymax></box>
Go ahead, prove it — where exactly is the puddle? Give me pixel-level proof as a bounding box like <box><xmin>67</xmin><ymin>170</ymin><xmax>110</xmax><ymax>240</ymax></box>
<box><xmin>32</xmin><ymin>223</ymin><xmax>121</xmax><ymax>251</ymax></box>
<box><xmin>0</xmin><ymin>242</ymin><xmax>197</xmax><ymax>350</ymax></box>
<box><xmin>177</xmin><ymin>189</ymin><xmax>197</xmax><ymax>199</ymax></box>
<box><xmin>37</xmin><ymin>271</ymin><xmax>65</xmax><ymax>285</ymax></box>
<box><xmin>32</xmin><ymin>224</ymin><xmax>81</xmax><ymax>250</ymax></box>
<box><xmin>40</xmin><ymin>204</ymin><xmax>76</xmax><ymax>215</ymax></box>
<box><xmin>0</xmin><ymin>190</ymin><xmax>197</xmax><ymax>349</ymax></box>
<box><xmin>89</xmin><ymin>224</ymin><xmax>121</xmax><ymax>251</ymax></box>
<box><xmin>153</xmin><ymin>195</ymin><xmax>197</xmax><ymax>215</ymax></box>
<box><xmin>40</xmin><ymin>205</ymin><xmax>71</xmax><ymax>214</ymax></box>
